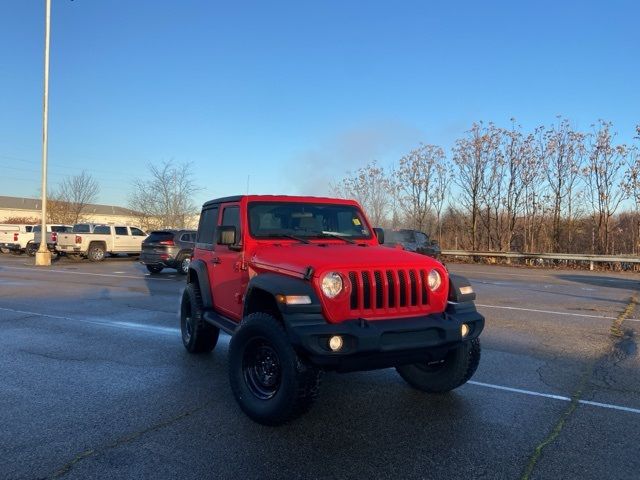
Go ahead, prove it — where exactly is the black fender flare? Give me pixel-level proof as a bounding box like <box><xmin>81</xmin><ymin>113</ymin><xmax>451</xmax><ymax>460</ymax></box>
<box><xmin>187</xmin><ymin>259</ymin><xmax>213</xmax><ymax>309</ymax></box>
<box><xmin>243</xmin><ymin>273</ymin><xmax>323</xmax><ymax>320</ymax></box>
<box><xmin>448</xmin><ymin>274</ymin><xmax>476</xmax><ymax>303</ymax></box>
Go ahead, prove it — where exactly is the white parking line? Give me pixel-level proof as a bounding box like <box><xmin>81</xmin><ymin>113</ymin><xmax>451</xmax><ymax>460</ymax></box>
<box><xmin>0</xmin><ymin>265</ymin><xmax>171</xmax><ymax>281</ymax></box>
<box><xmin>0</xmin><ymin>306</ymin><xmax>180</xmax><ymax>335</ymax></box>
<box><xmin>476</xmin><ymin>303</ymin><xmax>640</xmax><ymax>323</ymax></box>
<box><xmin>468</xmin><ymin>381</ymin><xmax>640</xmax><ymax>415</ymax></box>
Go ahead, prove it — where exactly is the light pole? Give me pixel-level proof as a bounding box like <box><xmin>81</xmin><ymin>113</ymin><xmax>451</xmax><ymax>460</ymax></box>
<box><xmin>35</xmin><ymin>0</ymin><xmax>52</xmax><ymax>266</ymax></box>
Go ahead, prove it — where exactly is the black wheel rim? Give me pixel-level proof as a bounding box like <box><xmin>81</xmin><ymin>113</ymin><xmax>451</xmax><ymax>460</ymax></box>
<box><xmin>415</xmin><ymin>358</ymin><xmax>447</xmax><ymax>373</ymax></box>
<box><xmin>242</xmin><ymin>338</ymin><xmax>281</xmax><ymax>400</ymax></box>
<box><xmin>181</xmin><ymin>296</ymin><xmax>193</xmax><ymax>343</ymax></box>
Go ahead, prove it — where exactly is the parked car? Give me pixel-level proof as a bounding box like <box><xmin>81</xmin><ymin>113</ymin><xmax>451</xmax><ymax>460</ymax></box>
<box><xmin>140</xmin><ymin>229</ymin><xmax>196</xmax><ymax>275</ymax></box>
<box><xmin>0</xmin><ymin>224</ymin><xmax>36</xmax><ymax>255</ymax></box>
<box><xmin>27</xmin><ymin>224</ymin><xmax>73</xmax><ymax>256</ymax></box>
<box><xmin>180</xmin><ymin>194</ymin><xmax>484</xmax><ymax>425</ymax></box>
<box><xmin>383</xmin><ymin>228</ymin><xmax>441</xmax><ymax>259</ymax></box>
<box><xmin>56</xmin><ymin>224</ymin><xmax>147</xmax><ymax>261</ymax></box>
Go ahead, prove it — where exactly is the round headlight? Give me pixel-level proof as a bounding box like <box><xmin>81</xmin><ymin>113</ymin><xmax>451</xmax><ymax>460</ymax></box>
<box><xmin>321</xmin><ymin>272</ymin><xmax>343</xmax><ymax>298</ymax></box>
<box><xmin>427</xmin><ymin>269</ymin><xmax>442</xmax><ymax>291</ymax></box>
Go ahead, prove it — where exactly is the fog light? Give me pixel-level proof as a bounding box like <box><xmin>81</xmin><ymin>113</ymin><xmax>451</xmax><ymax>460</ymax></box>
<box><xmin>461</xmin><ymin>324</ymin><xmax>470</xmax><ymax>338</ymax></box>
<box><xmin>328</xmin><ymin>335</ymin><xmax>343</xmax><ymax>352</ymax></box>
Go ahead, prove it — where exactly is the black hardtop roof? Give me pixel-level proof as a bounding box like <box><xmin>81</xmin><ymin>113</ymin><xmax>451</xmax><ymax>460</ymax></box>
<box><xmin>202</xmin><ymin>196</ymin><xmax>243</xmax><ymax>208</ymax></box>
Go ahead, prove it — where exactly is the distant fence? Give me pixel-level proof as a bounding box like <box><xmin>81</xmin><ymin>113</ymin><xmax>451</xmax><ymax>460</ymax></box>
<box><xmin>440</xmin><ymin>250</ymin><xmax>640</xmax><ymax>271</ymax></box>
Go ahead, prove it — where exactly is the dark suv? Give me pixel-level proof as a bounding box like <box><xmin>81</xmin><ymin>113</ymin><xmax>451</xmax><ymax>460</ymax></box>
<box><xmin>141</xmin><ymin>230</ymin><xmax>196</xmax><ymax>274</ymax></box>
<box><xmin>181</xmin><ymin>195</ymin><xmax>484</xmax><ymax>425</ymax></box>
<box><xmin>384</xmin><ymin>229</ymin><xmax>441</xmax><ymax>258</ymax></box>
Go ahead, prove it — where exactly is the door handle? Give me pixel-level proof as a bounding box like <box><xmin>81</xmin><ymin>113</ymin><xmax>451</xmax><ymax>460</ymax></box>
<box><xmin>210</xmin><ymin>257</ymin><xmax>221</xmax><ymax>264</ymax></box>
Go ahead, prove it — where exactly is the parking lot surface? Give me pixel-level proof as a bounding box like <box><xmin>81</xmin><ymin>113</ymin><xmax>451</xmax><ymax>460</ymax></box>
<box><xmin>0</xmin><ymin>254</ymin><xmax>638</xmax><ymax>479</ymax></box>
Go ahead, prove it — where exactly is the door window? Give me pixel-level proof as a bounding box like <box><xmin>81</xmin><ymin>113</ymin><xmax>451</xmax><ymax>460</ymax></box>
<box><xmin>115</xmin><ymin>227</ymin><xmax>128</xmax><ymax>236</ymax></box>
<box><xmin>221</xmin><ymin>206</ymin><xmax>241</xmax><ymax>246</ymax></box>
<box><xmin>197</xmin><ymin>207</ymin><xmax>218</xmax><ymax>247</ymax></box>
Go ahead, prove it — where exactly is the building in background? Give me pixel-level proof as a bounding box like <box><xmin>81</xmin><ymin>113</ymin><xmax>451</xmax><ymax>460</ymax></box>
<box><xmin>0</xmin><ymin>196</ymin><xmax>140</xmax><ymax>225</ymax></box>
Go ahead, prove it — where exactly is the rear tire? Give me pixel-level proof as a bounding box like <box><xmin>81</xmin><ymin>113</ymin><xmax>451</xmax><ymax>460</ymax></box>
<box><xmin>88</xmin><ymin>243</ymin><xmax>106</xmax><ymax>262</ymax></box>
<box><xmin>146</xmin><ymin>264</ymin><xmax>164</xmax><ymax>274</ymax></box>
<box><xmin>26</xmin><ymin>243</ymin><xmax>37</xmax><ymax>257</ymax></box>
<box><xmin>396</xmin><ymin>338</ymin><xmax>481</xmax><ymax>393</ymax></box>
<box><xmin>228</xmin><ymin>313</ymin><xmax>322</xmax><ymax>426</ymax></box>
<box><xmin>180</xmin><ymin>283</ymin><xmax>219</xmax><ymax>353</ymax></box>
<box><xmin>177</xmin><ymin>254</ymin><xmax>190</xmax><ymax>275</ymax></box>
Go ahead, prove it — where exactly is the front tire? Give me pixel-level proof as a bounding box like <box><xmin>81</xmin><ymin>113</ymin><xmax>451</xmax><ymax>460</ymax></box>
<box><xmin>396</xmin><ymin>338</ymin><xmax>481</xmax><ymax>393</ymax></box>
<box><xmin>88</xmin><ymin>243</ymin><xmax>105</xmax><ymax>262</ymax></box>
<box><xmin>180</xmin><ymin>283</ymin><xmax>219</xmax><ymax>353</ymax></box>
<box><xmin>228</xmin><ymin>313</ymin><xmax>322</xmax><ymax>426</ymax></box>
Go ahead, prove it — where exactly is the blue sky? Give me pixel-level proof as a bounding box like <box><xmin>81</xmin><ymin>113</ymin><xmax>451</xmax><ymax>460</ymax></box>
<box><xmin>0</xmin><ymin>1</ymin><xmax>638</xmax><ymax>207</ymax></box>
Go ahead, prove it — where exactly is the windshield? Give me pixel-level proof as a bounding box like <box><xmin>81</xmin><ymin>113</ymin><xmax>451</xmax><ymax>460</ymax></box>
<box><xmin>248</xmin><ymin>202</ymin><xmax>371</xmax><ymax>239</ymax></box>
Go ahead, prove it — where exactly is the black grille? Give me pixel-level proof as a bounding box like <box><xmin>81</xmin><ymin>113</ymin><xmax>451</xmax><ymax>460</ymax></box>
<box><xmin>347</xmin><ymin>268</ymin><xmax>430</xmax><ymax>313</ymax></box>
<box><xmin>348</xmin><ymin>272</ymin><xmax>358</xmax><ymax>309</ymax></box>
<box><xmin>374</xmin><ymin>271</ymin><xmax>384</xmax><ymax>308</ymax></box>
<box><xmin>386</xmin><ymin>271</ymin><xmax>395</xmax><ymax>307</ymax></box>
<box><xmin>362</xmin><ymin>271</ymin><xmax>371</xmax><ymax>309</ymax></box>
<box><xmin>409</xmin><ymin>270</ymin><xmax>417</xmax><ymax>306</ymax></box>
<box><xmin>398</xmin><ymin>271</ymin><xmax>407</xmax><ymax>306</ymax></box>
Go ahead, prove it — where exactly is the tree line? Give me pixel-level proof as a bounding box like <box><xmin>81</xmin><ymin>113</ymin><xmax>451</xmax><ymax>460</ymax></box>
<box><xmin>332</xmin><ymin>118</ymin><xmax>640</xmax><ymax>255</ymax></box>
<box><xmin>30</xmin><ymin>161</ymin><xmax>199</xmax><ymax>231</ymax></box>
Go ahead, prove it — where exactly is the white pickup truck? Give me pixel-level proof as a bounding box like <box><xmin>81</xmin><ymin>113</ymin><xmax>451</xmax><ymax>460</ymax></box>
<box><xmin>56</xmin><ymin>224</ymin><xmax>148</xmax><ymax>261</ymax></box>
<box><xmin>28</xmin><ymin>224</ymin><xmax>73</xmax><ymax>256</ymax></box>
<box><xmin>0</xmin><ymin>224</ymin><xmax>35</xmax><ymax>254</ymax></box>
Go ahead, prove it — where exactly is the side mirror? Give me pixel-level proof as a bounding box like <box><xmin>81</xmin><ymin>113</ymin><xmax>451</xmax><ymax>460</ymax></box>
<box><xmin>373</xmin><ymin>228</ymin><xmax>384</xmax><ymax>244</ymax></box>
<box><xmin>217</xmin><ymin>226</ymin><xmax>236</xmax><ymax>246</ymax></box>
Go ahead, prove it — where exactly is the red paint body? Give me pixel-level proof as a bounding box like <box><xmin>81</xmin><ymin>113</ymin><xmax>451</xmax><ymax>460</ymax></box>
<box><xmin>194</xmin><ymin>195</ymin><xmax>449</xmax><ymax>324</ymax></box>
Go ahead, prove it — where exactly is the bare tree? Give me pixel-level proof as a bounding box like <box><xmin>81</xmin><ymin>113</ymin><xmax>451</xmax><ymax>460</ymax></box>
<box><xmin>541</xmin><ymin>118</ymin><xmax>585</xmax><ymax>252</ymax></box>
<box><xmin>453</xmin><ymin>123</ymin><xmax>493</xmax><ymax>250</ymax></box>
<box><xmin>583</xmin><ymin>121</ymin><xmax>629</xmax><ymax>254</ymax></box>
<box><xmin>394</xmin><ymin>143</ymin><xmax>446</xmax><ymax>232</ymax></box>
<box><xmin>622</xmin><ymin>125</ymin><xmax>640</xmax><ymax>253</ymax></box>
<box><xmin>331</xmin><ymin>160</ymin><xmax>391</xmax><ymax>226</ymax></box>
<box><xmin>432</xmin><ymin>161</ymin><xmax>451</xmax><ymax>243</ymax></box>
<box><xmin>128</xmin><ymin>160</ymin><xmax>200</xmax><ymax>230</ymax></box>
<box><xmin>49</xmin><ymin>171</ymin><xmax>100</xmax><ymax>224</ymax></box>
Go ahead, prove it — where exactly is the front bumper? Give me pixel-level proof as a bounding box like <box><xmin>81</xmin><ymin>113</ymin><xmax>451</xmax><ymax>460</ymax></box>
<box><xmin>286</xmin><ymin>302</ymin><xmax>484</xmax><ymax>372</ymax></box>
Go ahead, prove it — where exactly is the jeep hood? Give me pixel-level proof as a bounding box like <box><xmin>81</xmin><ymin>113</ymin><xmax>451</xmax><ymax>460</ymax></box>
<box><xmin>250</xmin><ymin>243</ymin><xmax>441</xmax><ymax>278</ymax></box>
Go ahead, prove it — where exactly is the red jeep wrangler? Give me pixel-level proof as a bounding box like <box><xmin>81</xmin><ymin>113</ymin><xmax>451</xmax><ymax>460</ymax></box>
<box><xmin>181</xmin><ymin>195</ymin><xmax>484</xmax><ymax>425</ymax></box>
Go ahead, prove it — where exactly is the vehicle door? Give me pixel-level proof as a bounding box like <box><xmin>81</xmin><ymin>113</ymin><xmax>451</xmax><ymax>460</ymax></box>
<box><xmin>113</xmin><ymin>226</ymin><xmax>131</xmax><ymax>252</ymax></box>
<box><xmin>129</xmin><ymin>227</ymin><xmax>147</xmax><ymax>252</ymax></box>
<box><xmin>209</xmin><ymin>203</ymin><xmax>246</xmax><ymax>320</ymax></box>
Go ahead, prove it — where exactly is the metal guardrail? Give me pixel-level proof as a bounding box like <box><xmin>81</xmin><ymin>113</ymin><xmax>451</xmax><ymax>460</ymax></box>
<box><xmin>440</xmin><ymin>250</ymin><xmax>640</xmax><ymax>270</ymax></box>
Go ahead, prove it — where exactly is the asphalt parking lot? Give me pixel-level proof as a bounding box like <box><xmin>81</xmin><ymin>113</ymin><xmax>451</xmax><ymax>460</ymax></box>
<box><xmin>0</xmin><ymin>254</ymin><xmax>638</xmax><ymax>480</ymax></box>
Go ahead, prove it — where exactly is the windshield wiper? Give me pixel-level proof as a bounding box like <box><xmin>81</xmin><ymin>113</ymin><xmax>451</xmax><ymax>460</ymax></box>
<box><xmin>263</xmin><ymin>233</ymin><xmax>311</xmax><ymax>244</ymax></box>
<box><xmin>313</xmin><ymin>232</ymin><xmax>356</xmax><ymax>244</ymax></box>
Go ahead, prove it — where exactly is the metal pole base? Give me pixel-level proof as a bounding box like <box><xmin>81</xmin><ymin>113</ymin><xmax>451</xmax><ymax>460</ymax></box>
<box><xmin>35</xmin><ymin>251</ymin><xmax>52</xmax><ymax>266</ymax></box>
